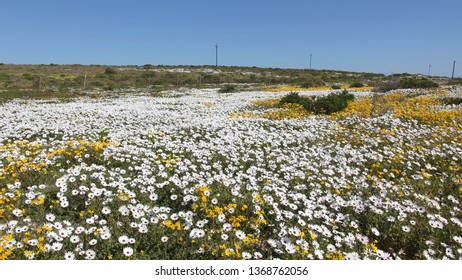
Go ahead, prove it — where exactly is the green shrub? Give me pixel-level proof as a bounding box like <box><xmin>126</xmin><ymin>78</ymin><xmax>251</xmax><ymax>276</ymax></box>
<box><xmin>300</xmin><ymin>76</ymin><xmax>325</xmax><ymax>88</ymax></box>
<box><xmin>280</xmin><ymin>89</ymin><xmax>354</xmax><ymax>115</ymax></box>
<box><xmin>331</xmin><ymin>84</ymin><xmax>342</xmax><ymax>89</ymax></box>
<box><xmin>280</xmin><ymin>91</ymin><xmax>305</xmax><ymax>104</ymax></box>
<box><xmin>314</xmin><ymin>90</ymin><xmax>354</xmax><ymax>114</ymax></box>
<box><xmin>375</xmin><ymin>76</ymin><xmax>438</xmax><ymax>92</ymax></box>
<box><xmin>350</xmin><ymin>81</ymin><xmax>364</xmax><ymax>88</ymax></box>
<box><xmin>399</xmin><ymin>77</ymin><xmax>438</xmax><ymax>89</ymax></box>
<box><xmin>104</xmin><ymin>68</ymin><xmax>117</xmax><ymax>75</ymax></box>
<box><xmin>218</xmin><ymin>84</ymin><xmax>238</xmax><ymax>93</ymax></box>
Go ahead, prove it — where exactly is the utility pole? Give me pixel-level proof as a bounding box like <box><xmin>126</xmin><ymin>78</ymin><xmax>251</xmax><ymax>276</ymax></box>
<box><xmin>452</xmin><ymin>61</ymin><xmax>456</xmax><ymax>79</ymax></box>
<box><xmin>310</xmin><ymin>53</ymin><xmax>312</xmax><ymax>69</ymax></box>
<box><xmin>215</xmin><ymin>43</ymin><xmax>219</xmax><ymax>67</ymax></box>
<box><xmin>83</xmin><ymin>72</ymin><xmax>87</xmax><ymax>89</ymax></box>
<box><xmin>428</xmin><ymin>65</ymin><xmax>431</xmax><ymax>76</ymax></box>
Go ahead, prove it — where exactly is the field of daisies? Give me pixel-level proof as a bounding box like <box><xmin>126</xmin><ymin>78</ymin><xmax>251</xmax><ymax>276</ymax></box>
<box><xmin>1</xmin><ymin>86</ymin><xmax>462</xmax><ymax>260</ymax></box>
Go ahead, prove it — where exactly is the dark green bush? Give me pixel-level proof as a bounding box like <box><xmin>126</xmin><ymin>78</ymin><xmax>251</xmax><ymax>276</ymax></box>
<box><xmin>280</xmin><ymin>91</ymin><xmax>305</xmax><ymax>104</ymax></box>
<box><xmin>300</xmin><ymin>76</ymin><xmax>325</xmax><ymax>88</ymax></box>
<box><xmin>218</xmin><ymin>84</ymin><xmax>238</xmax><ymax>93</ymax></box>
<box><xmin>331</xmin><ymin>84</ymin><xmax>342</xmax><ymax>89</ymax></box>
<box><xmin>375</xmin><ymin>76</ymin><xmax>439</xmax><ymax>92</ymax></box>
<box><xmin>350</xmin><ymin>81</ymin><xmax>364</xmax><ymax>88</ymax></box>
<box><xmin>399</xmin><ymin>77</ymin><xmax>438</xmax><ymax>89</ymax></box>
<box><xmin>314</xmin><ymin>90</ymin><xmax>355</xmax><ymax>114</ymax></box>
<box><xmin>280</xmin><ymin>90</ymin><xmax>354</xmax><ymax>115</ymax></box>
<box><xmin>104</xmin><ymin>68</ymin><xmax>117</xmax><ymax>75</ymax></box>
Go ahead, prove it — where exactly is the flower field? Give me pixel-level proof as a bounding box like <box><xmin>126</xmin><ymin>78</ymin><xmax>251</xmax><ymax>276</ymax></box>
<box><xmin>1</xmin><ymin>87</ymin><xmax>462</xmax><ymax>260</ymax></box>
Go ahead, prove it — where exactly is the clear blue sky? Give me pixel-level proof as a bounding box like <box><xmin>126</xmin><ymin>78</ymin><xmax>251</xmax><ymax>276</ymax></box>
<box><xmin>1</xmin><ymin>0</ymin><xmax>461</xmax><ymax>76</ymax></box>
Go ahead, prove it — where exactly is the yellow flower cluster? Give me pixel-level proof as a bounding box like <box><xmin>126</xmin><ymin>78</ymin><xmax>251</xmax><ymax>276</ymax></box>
<box><xmin>1</xmin><ymin>139</ymin><xmax>112</xmax><ymax>184</ymax></box>
<box><xmin>337</xmin><ymin>91</ymin><xmax>462</xmax><ymax>128</ymax></box>
<box><xmin>263</xmin><ymin>86</ymin><xmax>331</xmax><ymax>92</ymax></box>
<box><xmin>163</xmin><ymin>220</ymin><xmax>182</xmax><ymax>231</ymax></box>
<box><xmin>251</xmin><ymin>98</ymin><xmax>280</xmax><ymax>108</ymax></box>
<box><xmin>230</xmin><ymin>101</ymin><xmax>310</xmax><ymax>121</ymax></box>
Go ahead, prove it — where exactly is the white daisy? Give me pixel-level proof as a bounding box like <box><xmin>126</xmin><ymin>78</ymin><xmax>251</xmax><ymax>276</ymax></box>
<box><xmin>235</xmin><ymin>230</ymin><xmax>246</xmax><ymax>240</ymax></box>
<box><xmin>64</xmin><ymin>251</ymin><xmax>75</xmax><ymax>260</ymax></box>
<box><xmin>46</xmin><ymin>213</ymin><xmax>56</xmax><ymax>222</ymax></box>
<box><xmin>51</xmin><ymin>242</ymin><xmax>63</xmax><ymax>252</ymax></box>
<box><xmin>242</xmin><ymin>252</ymin><xmax>252</xmax><ymax>259</ymax></box>
<box><xmin>70</xmin><ymin>235</ymin><xmax>80</xmax><ymax>244</ymax></box>
<box><xmin>123</xmin><ymin>247</ymin><xmax>134</xmax><ymax>257</ymax></box>
<box><xmin>85</xmin><ymin>249</ymin><xmax>96</xmax><ymax>260</ymax></box>
<box><xmin>118</xmin><ymin>235</ymin><xmax>129</xmax><ymax>244</ymax></box>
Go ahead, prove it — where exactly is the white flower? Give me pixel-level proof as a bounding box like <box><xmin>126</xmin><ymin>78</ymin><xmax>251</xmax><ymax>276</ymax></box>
<box><xmin>222</xmin><ymin>223</ymin><xmax>232</xmax><ymax>232</ymax></box>
<box><xmin>327</xmin><ymin>244</ymin><xmax>336</xmax><ymax>253</ymax></box>
<box><xmin>242</xmin><ymin>252</ymin><xmax>252</xmax><ymax>259</ymax></box>
<box><xmin>102</xmin><ymin>206</ymin><xmax>111</xmax><ymax>215</ymax></box>
<box><xmin>221</xmin><ymin>233</ymin><xmax>228</xmax><ymax>240</ymax></box>
<box><xmin>217</xmin><ymin>214</ymin><xmax>226</xmax><ymax>223</ymax></box>
<box><xmin>70</xmin><ymin>235</ymin><xmax>80</xmax><ymax>244</ymax></box>
<box><xmin>285</xmin><ymin>243</ymin><xmax>296</xmax><ymax>254</ymax></box>
<box><xmin>402</xmin><ymin>226</ymin><xmax>410</xmax><ymax>233</ymax></box>
<box><xmin>118</xmin><ymin>235</ymin><xmax>129</xmax><ymax>244</ymax></box>
<box><xmin>235</xmin><ymin>230</ymin><xmax>246</xmax><ymax>240</ymax></box>
<box><xmin>189</xmin><ymin>228</ymin><xmax>205</xmax><ymax>239</ymax></box>
<box><xmin>85</xmin><ymin>249</ymin><xmax>96</xmax><ymax>260</ymax></box>
<box><xmin>46</xmin><ymin>214</ymin><xmax>56</xmax><ymax>222</ymax></box>
<box><xmin>12</xmin><ymin>209</ymin><xmax>23</xmax><ymax>217</ymax></box>
<box><xmin>161</xmin><ymin>236</ymin><xmax>169</xmax><ymax>243</ymax></box>
<box><xmin>64</xmin><ymin>252</ymin><xmax>75</xmax><ymax>260</ymax></box>
<box><xmin>371</xmin><ymin>227</ymin><xmax>380</xmax><ymax>236</ymax></box>
<box><xmin>123</xmin><ymin>247</ymin><xmax>134</xmax><ymax>257</ymax></box>
<box><xmin>254</xmin><ymin>252</ymin><xmax>263</xmax><ymax>259</ymax></box>
<box><xmin>51</xmin><ymin>242</ymin><xmax>63</xmax><ymax>252</ymax></box>
<box><xmin>453</xmin><ymin>236</ymin><xmax>462</xmax><ymax>244</ymax></box>
<box><xmin>27</xmin><ymin>239</ymin><xmax>38</xmax><ymax>246</ymax></box>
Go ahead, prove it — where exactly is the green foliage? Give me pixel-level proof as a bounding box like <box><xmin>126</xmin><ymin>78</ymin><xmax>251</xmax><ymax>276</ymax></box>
<box><xmin>280</xmin><ymin>89</ymin><xmax>355</xmax><ymax>115</ymax></box>
<box><xmin>279</xmin><ymin>91</ymin><xmax>305</xmax><ymax>104</ymax></box>
<box><xmin>104</xmin><ymin>68</ymin><xmax>117</xmax><ymax>75</ymax></box>
<box><xmin>399</xmin><ymin>77</ymin><xmax>438</xmax><ymax>89</ymax></box>
<box><xmin>375</xmin><ymin>76</ymin><xmax>439</xmax><ymax>92</ymax></box>
<box><xmin>350</xmin><ymin>81</ymin><xmax>364</xmax><ymax>88</ymax></box>
<box><xmin>331</xmin><ymin>84</ymin><xmax>342</xmax><ymax>89</ymax></box>
<box><xmin>218</xmin><ymin>84</ymin><xmax>238</xmax><ymax>93</ymax></box>
<box><xmin>314</xmin><ymin>90</ymin><xmax>355</xmax><ymax>114</ymax></box>
<box><xmin>299</xmin><ymin>76</ymin><xmax>325</xmax><ymax>88</ymax></box>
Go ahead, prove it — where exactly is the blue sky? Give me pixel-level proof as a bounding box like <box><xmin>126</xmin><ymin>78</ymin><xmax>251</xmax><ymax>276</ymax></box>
<box><xmin>1</xmin><ymin>0</ymin><xmax>461</xmax><ymax>76</ymax></box>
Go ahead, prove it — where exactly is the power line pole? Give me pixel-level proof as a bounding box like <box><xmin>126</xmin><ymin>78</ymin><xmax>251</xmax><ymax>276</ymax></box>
<box><xmin>452</xmin><ymin>60</ymin><xmax>456</xmax><ymax>79</ymax></box>
<box><xmin>215</xmin><ymin>43</ymin><xmax>219</xmax><ymax>67</ymax></box>
<box><xmin>428</xmin><ymin>65</ymin><xmax>431</xmax><ymax>76</ymax></box>
<box><xmin>310</xmin><ymin>53</ymin><xmax>312</xmax><ymax>69</ymax></box>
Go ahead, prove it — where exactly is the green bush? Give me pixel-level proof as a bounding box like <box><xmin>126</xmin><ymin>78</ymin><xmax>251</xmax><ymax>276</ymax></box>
<box><xmin>280</xmin><ymin>91</ymin><xmax>305</xmax><ymax>104</ymax></box>
<box><xmin>299</xmin><ymin>76</ymin><xmax>325</xmax><ymax>88</ymax></box>
<box><xmin>314</xmin><ymin>90</ymin><xmax>355</xmax><ymax>114</ymax></box>
<box><xmin>399</xmin><ymin>77</ymin><xmax>438</xmax><ymax>89</ymax></box>
<box><xmin>331</xmin><ymin>84</ymin><xmax>342</xmax><ymax>89</ymax></box>
<box><xmin>280</xmin><ymin>90</ymin><xmax>354</xmax><ymax>115</ymax></box>
<box><xmin>104</xmin><ymin>68</ymin><xmax>117</xmax><ymax>75</ymax></box>
<box><xmin>218</xmin><ymin>84</ymin><xmax>238</xmax><ymax>93</ymax></box>
<box><xmin>350</xmin><ymin>81</ymin><xmax>364</xmax><ymax>88</ymax></box>
<box><xmin>375</xmin><ymin>76</ymin><xmax>439</xmax><ymax>92</ymax></box>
